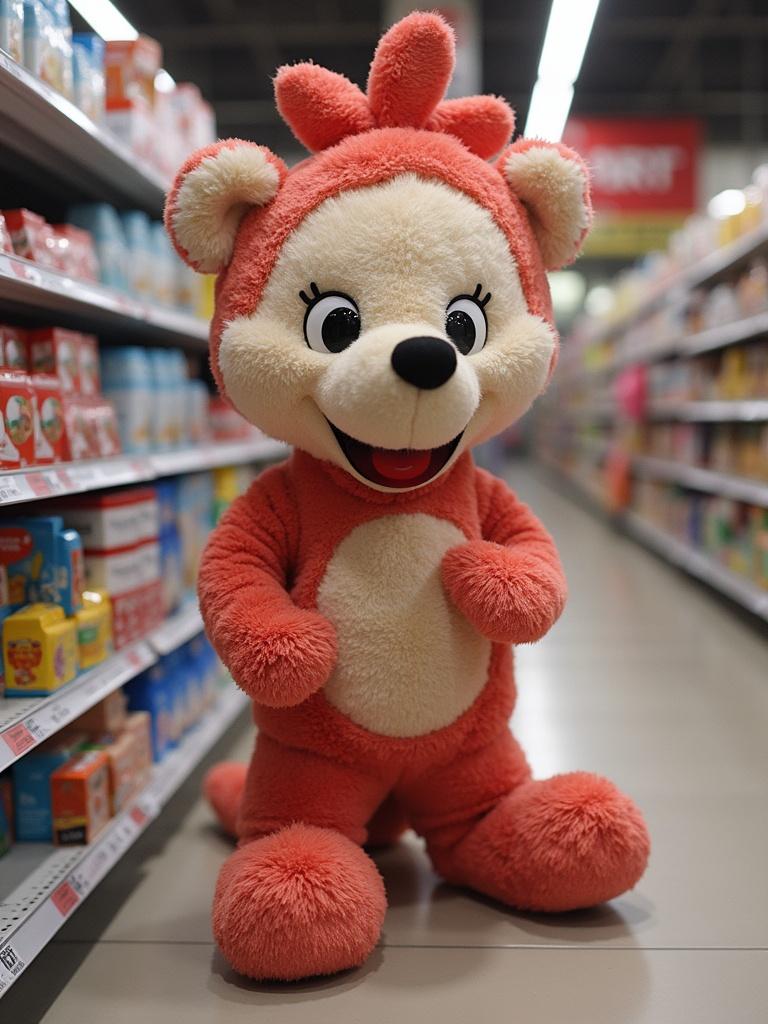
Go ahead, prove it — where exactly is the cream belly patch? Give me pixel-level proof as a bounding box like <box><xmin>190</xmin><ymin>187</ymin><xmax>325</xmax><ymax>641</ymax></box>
<box><xmin>317</xmin><ymin>513</ymin><xmax>491</xmax><ymax>737</ymax></box>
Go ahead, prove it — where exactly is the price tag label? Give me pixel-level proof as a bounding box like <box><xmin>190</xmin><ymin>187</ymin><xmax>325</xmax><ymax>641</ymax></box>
<box><xmin>130</xmin><ymin>805</ymin><xmax>148</xmax><ymax>828</ymax></box>
<box><xmin>2</xmin><ymin>722</ymin><xmax>36</xmax><ymax>758</ymax></box>
<box><xmin>0</xmin><ymin>475</ymin><xmax>34</xmax><ymax>505</ymax></box>
<box><xmin>51</xmin><ymin>881</ymin><xmax>80</xmax><ymax>917</ymax></box>
<box><xmin>0</xmin><ymin>943</ymin><xmax>25</xmax><ymax>980</ymax></box>
<box><xmin>41</xmin><ymin>470</ymin><xmax>70</xmax><ymax>496</ymax></box>
<box><xmin>22</xmin><ymin>716</ymin><xmax>46</xmax><ymax>742</ymax></box>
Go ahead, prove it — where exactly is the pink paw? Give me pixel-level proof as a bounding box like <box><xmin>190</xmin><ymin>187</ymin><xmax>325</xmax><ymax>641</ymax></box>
<box><xmin>213</xmin><ymin>824</ymin><xmax>386</xmax><ymax>980</ymax></box>
<box><xmin>437</xmin><ymin>772</ymin><xmax>649</xmax><ymax>912</ymax></box>
<box><xmin>221</xmin><ymin>608</ymin><xmax>337</xmax><ymax>707</ymax></box>
<box><xmin>203</xmin><ymin>762</ymin><xmax>247</xmax><ymax>837</ymax></box>
<box><xmin>442</xmin><ymin>541</ymin><xmax>565</xmax><ymax>644</ymax></box>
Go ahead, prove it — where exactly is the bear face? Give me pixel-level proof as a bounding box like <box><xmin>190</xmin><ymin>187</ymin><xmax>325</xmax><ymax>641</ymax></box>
<box><xmin>218</xmin><ymin>173</ymin><xmax>555</xmax><ymax>490</ymax></box>
<box><xmin>165</xmin><ymin>11</ymin><xmax>591</xmax><ymax>492</ymax></box>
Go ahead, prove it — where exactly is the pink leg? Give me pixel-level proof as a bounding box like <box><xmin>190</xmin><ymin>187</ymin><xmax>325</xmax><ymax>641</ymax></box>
<box><xmin>402</xmin><ymin>730</ymin><xmax>650</xmax><ymax>912</ymax></box>
<box><xmin>213</xmin><ymin>733</ymin><xmax>393</xmax><ymax>981</ymax></box>
<box><xmin>203</xmin><ymin>761</ymin><xmax>246</xmax><ymax>837</ymax></box>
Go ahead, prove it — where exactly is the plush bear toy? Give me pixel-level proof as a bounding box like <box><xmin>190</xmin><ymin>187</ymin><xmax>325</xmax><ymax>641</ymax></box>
<box><xmin>165</xmin><ymin>11</ymin><xmax>649</xmax><ymax>982</ymax></box>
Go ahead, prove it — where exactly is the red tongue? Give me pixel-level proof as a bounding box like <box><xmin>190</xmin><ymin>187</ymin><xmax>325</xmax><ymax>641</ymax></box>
<box><xmin>371</xmin><ymin>448</ymin><xmax>431</xmax><ymax>481</ymax></box>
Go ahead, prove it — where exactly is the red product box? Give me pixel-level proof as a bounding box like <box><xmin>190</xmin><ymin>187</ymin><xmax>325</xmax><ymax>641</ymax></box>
<box><xmin>105</xmin><ymin>36</ymin><xmax>162</xmax><ymax>108</ymax></box>
<box><xmin>3</xmin><ymin>210</ymin><xmax>55</xmax><ymax>267</ymax></box>
<box><xmin>31</xmin><ymin>374</ymin><xmax>66</xmax><ymax>465</ymax></box>
<box><xmin>0</xmin><ymin>327</ymin><xmax>28</xmax><ymax>372</ymax></box>
<box><xmin>0</xmin><ymin>214</ymin><xmax>13</xmax><ymax>256</ymax></box>
<box><xmin>27</xmin><ymin>328</ymin><xmax>81</xmax><ymax>392</ymax></box>
<box><xmin>78</xmin><ymin>335</ymin><xmax>100</xmax><ymax>395</ymax></box>
<box><xmin>0</xmin><ymin>371</ymin><xmax>36</xmax><ymax>468</ymax></box>
<box><xmin>61</xmin><ymin>396</ymin><xmax>96</xmax><ymax>461</ymax></box>
<box><xmin>51</xmin><ymin>226</ymin><xmax>99</xmax><ymax>283</ymax></box>
<box><xmin>84</xmin><ymin>397</ymin><xmax>121</xmax><ymax>458</ymax></box>
<box><xmin>110</xmin><ymin>579</ymin><xmax>164</xmax><ymax>647</ymax></box>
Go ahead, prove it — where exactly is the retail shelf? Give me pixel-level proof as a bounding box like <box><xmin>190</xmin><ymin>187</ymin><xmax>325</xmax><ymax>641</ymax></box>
<box><xmin>0</xmin><ymin>52</ymin><xmax>167</xmax><ymax>215</ymax></box>
<box><xmin>647</xmin><ymin>399</ymin><xmax>768</xmax><ymax>422</ymax></box>
<box><xmin>0</xmin><ymin>252</ymin><xmax>207</xmax><ymax>348</ymax></box>
<box><xmin>0</xmin><ymin>437</ymin><xmax>287</xmax><ymax>508</ymax></box>
<box><xmin>0</xmin><ymin>641</ymin><xmax>155</xmax><ymax>774</ymax></box>
<box><xmin>0</xmin><ymin>685</ymin><xmax>248</xmax><ymax>996</ymax></box>
<box><xmin>633</xmin><ymin>456</ymin><xmax>768</xmax><ymax>506</ymax></box>
<box><xmin>0</xmin><ymin>600</ymin><xmax>209</xmax><ymax>773</ymax></box>
<box><xmin>147</xmin><ymin>602</ymin><xmax>204</xmax><ymax>657</ymax></box>
<box><xmin>624</xmin><ymin>513</ymin><xmax>768</xmax><ymax>620</ymax></box>
<box><xmin>586</xmin><ymin>220</ymin><xmax>768</xmax><ymax>347</ymax></box>
<box><xmin>149</xmin><ymin>438</ymin><xmax>287</xmax><ymax>476</ymax></box>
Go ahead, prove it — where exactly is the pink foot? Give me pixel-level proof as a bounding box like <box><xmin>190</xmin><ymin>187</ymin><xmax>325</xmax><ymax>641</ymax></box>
<box><xmin>434</xmin><ymin>772</ymin><xmax>649</xmax><ymax>912</ymax></box>
<box><xmin>213</xmin><ymin>823</ymin><xmax>386</xmax><ymax>980</ymax></box>
<box><xmin>203</xmin><ymin>762</ymin><xmax>246</xmax><ymax>837</ymax></box>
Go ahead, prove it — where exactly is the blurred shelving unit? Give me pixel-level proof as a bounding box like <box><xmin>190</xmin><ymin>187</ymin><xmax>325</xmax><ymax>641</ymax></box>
<box><xmin>0</xmin><ymin>39</ymin><xmax>287</xmax><ymax>999</ymax></box>
<box><xmin>535</xmin><ymin>194</ymin><xmax>768</xmax><ymax>620</ymax></box>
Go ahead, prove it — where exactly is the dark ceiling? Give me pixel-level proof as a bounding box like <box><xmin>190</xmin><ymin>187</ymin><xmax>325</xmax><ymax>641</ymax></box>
<box><xmin>113</xmin><ymin>0</ymin><xmax>768</xmax><ymax>157</ymax></box>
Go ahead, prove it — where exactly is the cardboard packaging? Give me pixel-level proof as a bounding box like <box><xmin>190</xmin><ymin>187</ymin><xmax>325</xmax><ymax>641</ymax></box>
<box><xmin>51</xmin><ymin>749</ymin><xmax>111</xmax><ymax>845</ymax></box>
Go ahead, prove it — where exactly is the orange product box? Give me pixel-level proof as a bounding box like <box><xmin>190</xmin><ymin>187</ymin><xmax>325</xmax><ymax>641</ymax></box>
<box><xmin>0</xmin><ymin>370</ymin><xmax>36</xmax><ymax>468</ymax></box>
<box><xmin>0</xmin><ymin>327</ymin><xmax>28</xmax><ymax>372</ymax></box>
<box><xmin>31</xmin><ymin>374</ymin><xmax>66</xmax><ymax>465</ymax></box>
<box><xmin>51</xmin><ymin>749</ymin><xmax>111</xmax><ymax>845</ymax></box>
<box><xmin>105</xmin><ymin>37</ymin><xmax>162</xmax><ymax>107</ymax></box>
<box><xmin>98</xmin><ymin>730</ymin><xmax>138</xmax><ymax>815</ymax></box>
<box><xmin>27</xmin><ymin>328</ymin><xmax>81</xmax><ymax>392</ymax></box>
<box><xmin>123</xmin><ymin>711</ymin><xmax>152</xmax><ymax>787</ymax></box>
<box><xmin>72</xmin><ymin>689</ymin><xmax>127</xmax><ymax>737</ymax></box>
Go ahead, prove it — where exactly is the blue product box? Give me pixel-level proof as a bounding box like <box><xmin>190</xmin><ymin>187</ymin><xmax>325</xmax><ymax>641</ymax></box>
<box><xmin>13</xmin><ymin>733</ymin><xmax>84</xmax><ymax>841</ymax></box>
<box><xmin>154</xmin><ymin>477</ymin><xmax>180</xmax><ymax>532</ymax></box>
<box><xmin>0</xmin><ymin>516</ymin><xmax>84</xmax><ymax>617</ymax></box>
<box><xmin>124</xmin><ymin>665</ymin><xmax>173</xmax><ymax>761</ymax></box>
<box><xmin>159</xmin><ymin>527</ymin><xmax>183</xmax><ymax>616</ymax></box>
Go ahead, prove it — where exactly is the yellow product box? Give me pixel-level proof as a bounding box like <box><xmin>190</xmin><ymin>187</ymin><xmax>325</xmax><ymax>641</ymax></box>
<box><xmin>75</xmin><ymin>589</ymin><xmax>113</xmax><ymax>670</ymax></box>
<box><xmin>3</xmin><ymin>604</ymin><xmax>78</xmax><ymax>697</ymax></box>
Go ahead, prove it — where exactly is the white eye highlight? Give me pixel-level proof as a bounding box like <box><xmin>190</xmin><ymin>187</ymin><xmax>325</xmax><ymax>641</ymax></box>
<box><xmin>303</xmin><ymin>292</ymin><xmax>361</xmax><ymax>353</ymax></box>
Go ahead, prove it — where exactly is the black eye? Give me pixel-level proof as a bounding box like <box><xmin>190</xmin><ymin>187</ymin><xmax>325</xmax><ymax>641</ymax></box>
<box><xmin>303</xmin><ymin>293</ymin><xmax>361</xmax><ymax>353</ymax></box>
<box><xmin>445</xmin><ymin>295</ymin><xmax>488</xmax><ymax>355</ymax></box>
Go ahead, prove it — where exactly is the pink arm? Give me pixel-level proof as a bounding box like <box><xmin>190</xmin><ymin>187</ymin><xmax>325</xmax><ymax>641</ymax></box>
<box><xmin>442</xmin><ymin>471</ymin><xmax>566</xmax><ymax>644</ymax></box>
<box><xmin>198</xmin><ymin>467</ymin><xmax>336</xmax><ymax>707</ymax></box>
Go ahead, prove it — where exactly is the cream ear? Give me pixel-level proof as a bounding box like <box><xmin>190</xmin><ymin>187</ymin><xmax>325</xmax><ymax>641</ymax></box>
<box><xmin>500</xmin><ymin>140</ymin><xmax>592</xmax><ymax>270</ymax></box>
<box><xmin>165</xmin><ymin>140</ymin><xmax>287</xmax><ymax>273</ymax></box>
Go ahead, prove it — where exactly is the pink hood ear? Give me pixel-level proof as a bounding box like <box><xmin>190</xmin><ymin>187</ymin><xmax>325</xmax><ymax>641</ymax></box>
<box><xmin>499</xmin><ymin>140</ymin><xmax>592</xmax><ymax>270</ymax></box>
<box><xmin>275</xmin><ymin>64</ymin><xmax>374</xmax><ymax>153</ymax></box>
<box><xmin>165</xmin><ymin>140</ymin><xmax>287</xmax><ymax>274</ymax></box>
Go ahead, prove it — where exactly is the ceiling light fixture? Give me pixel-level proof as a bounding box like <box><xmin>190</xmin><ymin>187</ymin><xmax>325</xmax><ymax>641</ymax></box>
<box><xmin>524</xmin><ymin>0</ymin><xmax>601</xmax><ymax>142</ymax></box>
<box><xmin>68</xmin><ymin>0</ymin><xmax>138</xmax><ymax>42</ymax></box>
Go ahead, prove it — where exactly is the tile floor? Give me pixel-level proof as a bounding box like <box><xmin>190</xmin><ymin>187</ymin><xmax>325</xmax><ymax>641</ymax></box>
<box><xmin>4</xmin><ymin>461</ymin><xmax>768</xmax><ymax>1023</ymax></box>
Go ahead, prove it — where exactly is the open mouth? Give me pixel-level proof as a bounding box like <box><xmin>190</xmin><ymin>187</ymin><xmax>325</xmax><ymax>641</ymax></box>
<box><xmin>327</xmin><ymin>420</ymin><xmax>463</xmax><ymax>489</ymax></box>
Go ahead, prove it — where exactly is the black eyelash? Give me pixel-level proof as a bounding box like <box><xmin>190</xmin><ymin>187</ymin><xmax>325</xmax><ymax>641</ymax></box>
<box><xmin>299</xmin><ymin>282</ymin><xmax>321</xmax><ymax>305</ymax></box>
<box><xmin>471</xmin><ymin>283</ymin><xmax>492</xmax><ymax>307</ymax></box>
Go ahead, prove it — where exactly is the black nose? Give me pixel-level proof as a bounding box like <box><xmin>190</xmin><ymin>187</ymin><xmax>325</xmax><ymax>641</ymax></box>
<box><xmin>391</xmin><ymin>336</ymin><xmax>457</xmax><ymax>390</ymax></box>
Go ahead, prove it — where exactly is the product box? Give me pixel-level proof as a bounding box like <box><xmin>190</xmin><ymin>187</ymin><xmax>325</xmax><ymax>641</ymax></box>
<box><xmin>87</xmin><ymin>730</ymin><xmax>137</xmax><ymax>815</ymax></box>
<box><xmin>12</xmin><ymin>731</ymin><xmax>84</xmax><ymax>841</ymax></box>
<box><xmin>27</xmin><ymin>327</ymin><xmax>81</xmax><ymax>392</ymax></box>
<box><xmin>74</xmin><ymin>588</ymin><xmax>113</xmax><ymax>669</ymax></box>
<box><xmin>0</xmin><ymin>515</ymin><xmax>84</xmax><ymax>615</ymax></box>
<box><xmin>0</xmin><ymin>369</ymin><xmax>35</xmax><ymax>468</ymax></box>
<box><xmin>3</xmin><ymin>603</ymin><xmax>78</xmax><ymax>696</ymax></box>
<box><xmin>0</xmin><ymin>326</ymin><xmax>28</xmax><ymax>371</ymax></box>
<box><xmin>105</xmin><ymin>35</ymin><xmax>162</xmax><ymax>108</ymax></box>
<box><xmin>125</xmin><ymin>667</ymin><xmax>173</xmax><ymax>761</ymax></box>
<box><xmin>3</xmin><ymin>208</ymin><xmax>54</xmax><ymax>264</ymax></box>
<box><xmin>0</xmin><ymin>772</ymin><xmax>13</xmax><ymax>857</ymax></box>
<box><xmin>123</xmin><ymin>710</ymin><xmax>152</xmax><ymax>786</ymax></box>
<box><xmin>71</xmin><ymin>686</ymin><xmax>126</xmax><ymax>737</ymax></box>
<box><xmin>159</xmin><ymin>526</ymin><xmax>183</xmax><ymax>615</ymax></box>
<box><xmin>51</xmin><ymin>225</ymin><xmax>100</xmax><ymax>282</ymax></box>
<box><xmin>50</xmin><ymin>749</ymin><xmax>111</xmax><ymax>845</ymax></box>
<box><xmin>59</xmin><ymin>487</ymin><xmax>159</xmax><ymax>550</ymax></box>
<box><xmin>31</xmin><ymin>373</ymin><xmax>66</xmax><ymax>464</ymax></box>
<box><xmin>77</xmin><ymin>333</ymin><xmax>100</xmax><ymax>394</ymax></box>
<box><xmin>100</xmin><ymin>347</ymin><xmax>152</xmax><ymax>453</ymax></box>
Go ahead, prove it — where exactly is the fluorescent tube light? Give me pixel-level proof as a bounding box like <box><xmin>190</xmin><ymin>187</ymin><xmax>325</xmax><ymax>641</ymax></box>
<box><xmin>68</xmin><ymin>0</ymin><xmax>138</xmax><ymax>41</ymax></box>
<box><xmin>525</xmin><ymin>80</ymin><xmax>574</xmax><ymax>144</ymax></box>
<box><xmin>524</xmin><ymin>0</ymin><xmax>601</xmax><ymax>142</ymax></box>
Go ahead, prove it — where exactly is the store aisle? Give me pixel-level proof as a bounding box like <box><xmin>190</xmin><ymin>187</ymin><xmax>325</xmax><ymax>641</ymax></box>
<box><xmin>5</xmin><ymin>460</ymin><xmax>767</xmax><ymax>1024</ymax></box>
